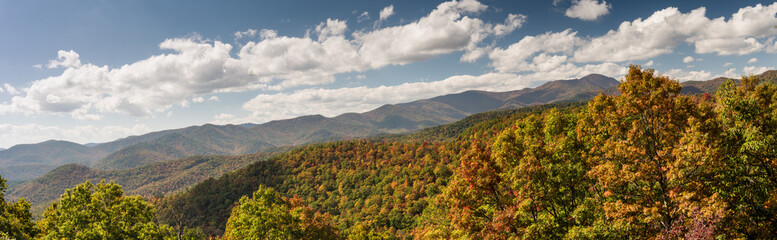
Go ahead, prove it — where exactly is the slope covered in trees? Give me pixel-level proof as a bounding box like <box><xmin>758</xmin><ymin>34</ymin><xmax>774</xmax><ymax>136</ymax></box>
<box><xmin>7</xmin><ymin>151</ymin><xmax>279</xmax><ymax>211</ymax></box>
<box><xmin>155</xmin><ymin>66</ymin><xmax>777</xmax><ymax>239</ymax></box>
<box><xmin>4</xmin><ymin>66</ymin><xmax>777</xmax><ymax>239</ymax></box>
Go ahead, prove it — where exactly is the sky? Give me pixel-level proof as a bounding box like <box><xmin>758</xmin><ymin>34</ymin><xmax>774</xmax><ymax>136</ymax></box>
<box><xmin>0</xmin><ymin>0</ymin><xmax>775</xmax><ymax>148</ymax></box>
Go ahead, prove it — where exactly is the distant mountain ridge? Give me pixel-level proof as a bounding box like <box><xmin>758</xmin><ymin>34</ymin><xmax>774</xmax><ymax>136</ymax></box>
<box><xmin>1</xmin><ymin>73</ymin><xmax>622</xmax><ymax>181</ymax></box>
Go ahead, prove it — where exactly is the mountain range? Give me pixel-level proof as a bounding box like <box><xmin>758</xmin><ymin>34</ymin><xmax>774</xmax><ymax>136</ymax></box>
<box><xmin>5</xmin><ymin>70</ymin><xmax>774</xmax><ymax>182</ymax></box>
<box><xmin>7</xmin><ymin>70</ymin><xmax>777</xmax><ymax>217</ymax></box>
<box><xmin>0</xmin><ymin>74</ymin><xmax>621</xmax><ymax>181</ymax></box>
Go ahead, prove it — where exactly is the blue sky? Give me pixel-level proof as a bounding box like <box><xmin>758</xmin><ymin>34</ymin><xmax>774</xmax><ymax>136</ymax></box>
<box><xmin>0</xmin><ymin>0</ymin><xmax>775</xmax><ymax>148</ymax></box>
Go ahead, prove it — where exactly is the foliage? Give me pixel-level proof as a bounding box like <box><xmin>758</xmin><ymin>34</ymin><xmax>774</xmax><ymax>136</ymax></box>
<box><xmin>0</xmin><ymin>175</ymin><xmax>37</xmax><ymax>240</ymax></box>
<box><xmin>9</xmin><ymin>153</ymin><xmax>276</xmax><ymax>211</ymax></box>
<box><xmin>222</xmin><ymin>186</ymin><xmax>338</xmax><ymax>240</ymax></box>
<box><xmin>706</xmin><ymin>75</ymin><xmax>777</xmax><ymax>238</ymax></box>
<box><xmin>11</xmin><ymin>65</ymin><xmax>770</xmax><ymax>239</ymax></box>
<box><xmin>444</xmin><ymin>66</ymin><xmax>777</xmax><ymax>239</ymax></box>
<box><xmin>38</xmin><ymin>181</ymin><xmax>172</xmax><ymax>240</ymax></box>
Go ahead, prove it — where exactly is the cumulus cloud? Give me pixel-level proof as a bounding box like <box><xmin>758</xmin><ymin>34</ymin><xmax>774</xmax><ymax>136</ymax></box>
<box><xmin>192</xmin><ymin>97</ymin><xmax>205</xmax><ymax>103</ymax></box>
<box><xmin>565</xmin><ymin>0</ymin><xmax>611</xmax><ymax>21</ymax></box>
<box><xmin>3</xmin><ymin>84</ymin><xmax>19</xmax><ymax>95</ymax></box>
<box><xmin>743</xmin><ymin>66</ymin><xmax>773</xmax><ymax>74</ymax></box>
<box><xmin>494</xmin><ymin>14</ymin><xmax>527</xmax><ymax>37</ymax></box>
<box><xmin>0</xmin><ymin>123</ymin><xmax>150</xmax><ymax>148</ymax></box>
<box><xmin>663</xmin><ymin>69</ymin><xmax>712</xmax><ymax>81</ymax></box>
<box><xmin>243</xmin><ymin>72</ymin><xmax>531</xmax><ymax>122</ymax></box>
<box><xmin>490</xmin><ymin>29</ymin><xmax>582</xmax><ymax>72</ymax></box>
<box><xmin>748</xmin><ymin>57</ymin><xmax>758</xmax><ymax>63</ymax></box>
<box><xmin>3</xmin><ymin>0</ymin><xmax>523</xmax><ymax>120</ymax></box>
<box><xmin>379</xmin><ymin>5</ymin><xmax>394</xmax><ymax>21</ymax></box>
<box><xmin>486</xmin><ymin>1</ymin><xmax>777</xmax><ymax>75</ymax></box>
<box><xmin>569</xmin><ymin>3</ymin><xmax>777</xmax><ymax>62</ymax></box>
<box><xmin>47</xmin><ymin>50</ymin><xmax>82</xmax><ymax>69</ymax></box>
<box><xmin>644</xmin><ymin>60</ymin><xmax>654</xmax><ymax>66</ymax></box>
<box><xmin>234</xmin><ymin>29</ymin><xmax>258</xmax><ymax>40</ymax></box>
<box><xmin>358</xmin><ymin>0</ymin><xmax>522</xmax><ymax>66</ymax></box>
<box><xmin>208</xmin><ymin>96</ymin><xmax>219</xmax><ymax>101</ymax></box>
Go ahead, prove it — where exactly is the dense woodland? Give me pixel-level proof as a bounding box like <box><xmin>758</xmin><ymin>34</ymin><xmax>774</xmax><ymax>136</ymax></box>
<box><xmin>1</xmin><ymin>66</ymin><xmax>777</xmax><ymax>239</ymax></box>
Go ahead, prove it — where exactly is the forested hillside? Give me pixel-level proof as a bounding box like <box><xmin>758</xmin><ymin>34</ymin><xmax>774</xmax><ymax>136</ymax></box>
<box><xmin>7</xmin><ymin>151</ymin><xmax>282</xmax><ymax>213</ymax></box>
<box><xmin>154</xmin><ymin>66</ymin><xmax>777</xmax><ymax>239</ymax></box>
<box><xmin>2</xmin><ymin>66</ymin><xmax>776</xmax><ymax>239</ymax></box>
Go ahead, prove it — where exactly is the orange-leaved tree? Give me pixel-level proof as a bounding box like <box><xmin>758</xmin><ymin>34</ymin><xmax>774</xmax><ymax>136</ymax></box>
<box><xmin>576</xmin><ymin>65</ymin><xmax>719</xmax><ymax>238</ymax></box>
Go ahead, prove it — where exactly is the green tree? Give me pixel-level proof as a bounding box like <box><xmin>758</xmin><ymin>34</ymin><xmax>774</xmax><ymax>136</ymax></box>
<box><xmin>222</xmin><ymin>185</ymin><xmax>338</xmax><ymax>240</ymax></box>
<box><xmin>39</xmin><ymin>180</ymin><xmax>172</xmax><ymax>240</ymax></box>
<box><xmin>708</xmin><ymin>76</ymin><xmax>777</xmax><ymax>238</ymax></box>
<box><xmin>0</xmin><ymin>175</ymin><xmax>37</xmax><ymax>240</ymax></box>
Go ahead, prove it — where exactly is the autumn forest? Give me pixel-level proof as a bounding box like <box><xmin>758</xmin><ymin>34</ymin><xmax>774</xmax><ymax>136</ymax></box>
<box><xmin>2</xmin><ymin>66</ymin><xmax>777</xmax><ymax>239</ymax></box>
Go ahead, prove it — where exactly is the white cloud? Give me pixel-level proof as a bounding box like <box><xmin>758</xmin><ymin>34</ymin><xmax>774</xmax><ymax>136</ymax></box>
<box><xmin>315</xmin><ymin>18</ymin><xmax>348</xmax><ymax>41</ymax></box>
<box><xmin>748</xmin><ymin>57</ymin><xmax>758</xmax><ymax>63</ymax></box>
<box><xmin>214</xmin><ymin>113</ymin><xmax>234</xmax><ymax>120</ymax></box>
<box><xmin>0</xmin><ymin>123</ymin><xmax>150</xmax><ymax>149</ymax></box>
<box><xmin>208</xmin><ymin>96</ymin><xmax>219</xmax><ymax>101</ymax></box>
<box><xmin>569</xmin><ymin>3</ymin><xmax>777</xmax><ymax>62</ymax></box>
<box><xmin>724</xmin><ymin>68</ymin><xmax>738</xmax><ymax>78</ymax></box>
<box><xmin>243</xmin><ymin>72</ymin><xmax>532</xmax><ymax>122</ymax></box>
<box><xmin>192</xmin><ymin>96</ymin><xmax>205</xmax><ymax>103</ymax></box>
<box><xmin>3</xmin><ymin>84</ymin><xmax>19</xmax><ymax>95</ymax></box>
<box><xmin>490</xmin><ymin>29</ymin><xmax>582</xmax><ymax>72</ymax></box>
<box><xmin>694</xmin><ymin>37</ymin><xmax>764</xmax><ymax>55</ymax></box>
<box><xmin>3</xmin><ymin>0</ymin><xmax>523</xmax><ymax>120</ymax></box>
<box><xmin>644</xmin><ymin>60</ymin><xmax>654</xmax><ymax>66</ymax></box>
<box><xmin>358</xmin><ymin>0</ymin><xmax>522</xmax><ymax>66</ymax></box>
<box><xmin>664</xmin><ymin>69</ymin><xmax>712</xmax><ymax>81</ymax></box>
<box><xmin>565</xmin><ymin>0</ymin><xmax>611</xmax><ymax>21</ymax></box>
<box><xmin>379</xmin><ymin>5</ymin><xmax>395</xmax><ymax>21</ymax></box>
<box><xmin>493</xmin><ymin>14</ymin><xmax>527</xmax><ymax>37</ymax></box>
<box><xmin>356</xmin><ymin>75</ymin><xmax>366</xmax><ymax>79</ymax></box>
<box><xmin>691</xmin><ymin>3</ymin><xmax>777</xmax><ymax>55</ymax></box>
<box><xmin>358</xmin><ymin>11</ymin><xmax>370</xmax><ymax>23</ymax></box>
<box><xmin>743</xmin><ymin>66</ymin><xmax>773</xmax><ymax>75</ymax></box>
<box><xmin>259</xmin><ymin>29</ymin><xmax>277</xmax><ymax>39</ymax></box>
<box><xmin>234</xmin><ymin>29</ymin><xmax>258</xmax><ymax>40</ymax></box>
<box><xmin>683</xmin><ymin>56</ymin><xmax>695</xmax><ymax>63</ymax></box>
<box><xmin>723</xmin><ymin>62</ymin><xmax>733</xmax><ymax>67</ymax></box>
<box><xmin>242</xmin><ymin>64</ymin><xmax>627</xmax><ymax>123</ymax></box>
<box><xmin>47</xmin><ymin>50</ymin><xmax>82</xmax><ymax>69</ymax></box>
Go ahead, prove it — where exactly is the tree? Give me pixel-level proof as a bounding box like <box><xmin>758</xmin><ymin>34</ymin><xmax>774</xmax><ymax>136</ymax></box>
<box><xmin>222</xmin><ymin>185</ymin><xmax>338</xmax><ymax>240</ymax></box>
<box><xmin>447</xmin><ymin>109</ymin><xmax>592</xmax><ymax>239</ymax></box>
<box><xmin>708</xmin><ymin>76</ymin><xmax>777</xmax><ymax>237</ymax></box>
<box><xmin>0</xmin><ymin>175</ymin><xmax>37</xmax><ymax>240</ymax></box>
<box><xmin>576</xmin><ymin>65</ymin><xmax>718</xmax><ymax>238</ymax></box>
<box><xmin>157</xmin><ymin>195</ymin><xmax>201</xmax><ymax>240</ymax></box>
<box><xmin>39</xmin><ymin>180</ymin><xmax>173</xmax><ymax>240</ymax></box>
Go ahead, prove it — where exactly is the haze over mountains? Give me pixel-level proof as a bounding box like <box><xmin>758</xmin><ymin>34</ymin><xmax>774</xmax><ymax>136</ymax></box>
<box><xmin>0</xmin><ymin>74</ymin><xmax>619</xmax><ymax>182</ymax></box>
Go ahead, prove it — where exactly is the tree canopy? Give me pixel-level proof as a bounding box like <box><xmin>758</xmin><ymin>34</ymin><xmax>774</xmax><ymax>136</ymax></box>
<box><xmin>38</xmin><ymin>181</ymin><xmax>171</xmax><ymax>240</ymax></box>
